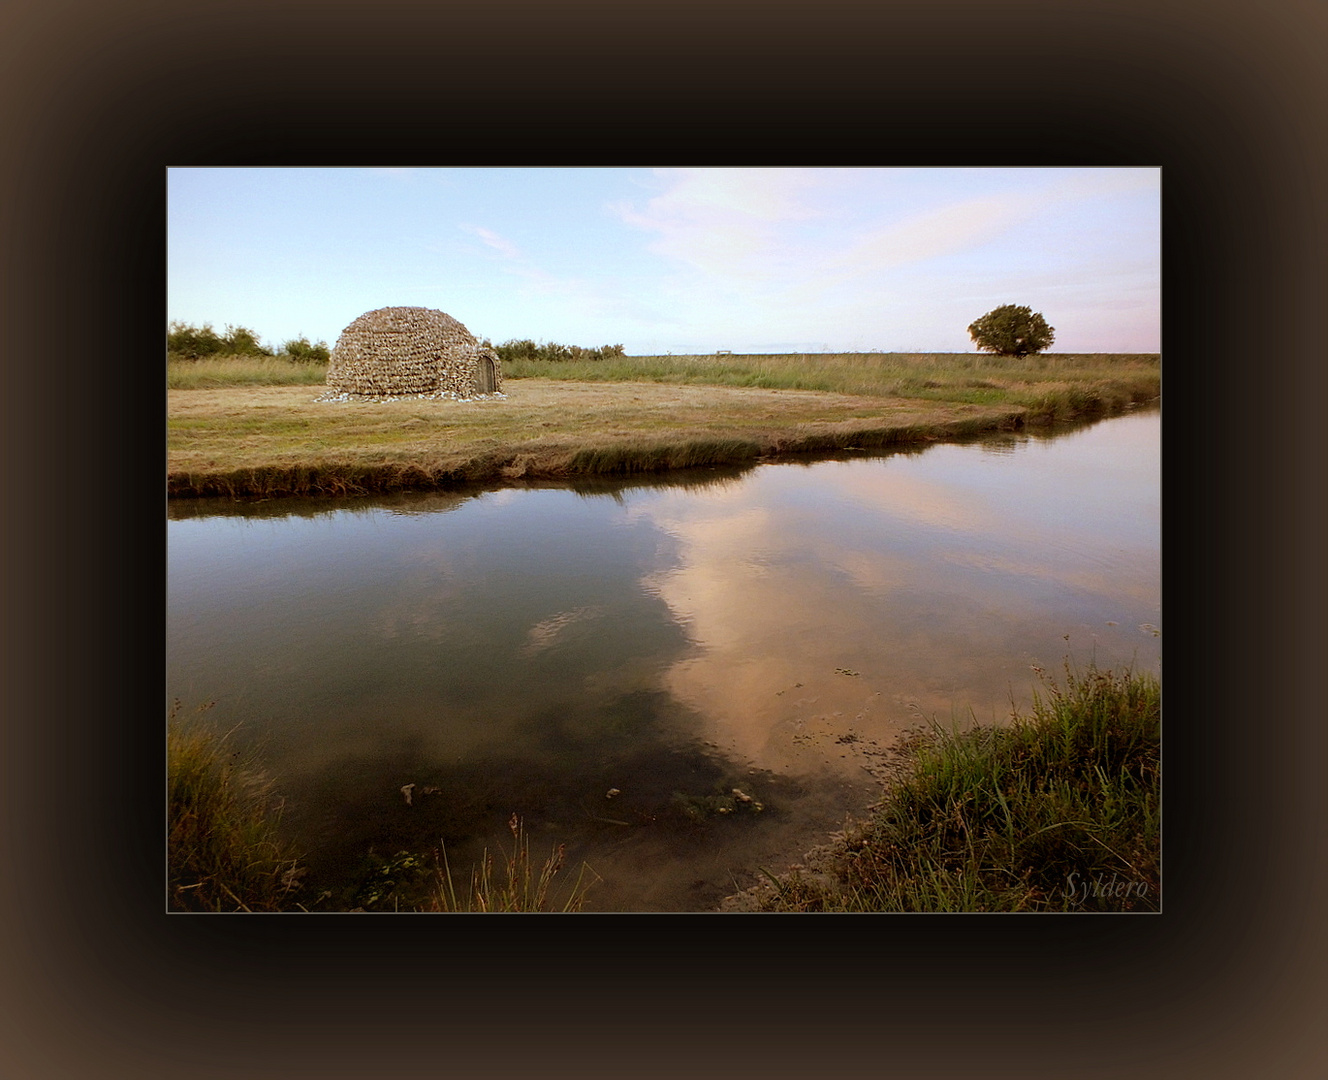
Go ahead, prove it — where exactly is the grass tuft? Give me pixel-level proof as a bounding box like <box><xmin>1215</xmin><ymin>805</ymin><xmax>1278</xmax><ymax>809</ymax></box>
<box><xmin>428</xmin><ymin>814</ymin><xmax>600</xmax><ymax>913</ymax></box>
<box><xmin>568</xmin><ymin>437</ymin><xmax>762</xmax><ymax>474</ymax></box>
<box><xmin>167</xmin><ymin>702</ymin><xmax>307</xmax><ymax>911</ymax></box>
<box><xmin>749</xmin><ymin>662</ymin><xmax>1161</xmax><ymax>912</ymax></box>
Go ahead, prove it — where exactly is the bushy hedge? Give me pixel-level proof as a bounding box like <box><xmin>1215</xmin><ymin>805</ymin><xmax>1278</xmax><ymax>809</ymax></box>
<box><xmin>487</xmin><ymin>338</ymin><xmax>626</xmax><ymax>364</ymax></box>
<box><xmin>281</xmin><ymin>336</ymin><xmax>331</xmax><ymax>363</ymax></box>
<box><xmin>169</xmin><ymin>323</ymin><xmax>614</xmax><ymax>366</ymax></box>
<box><xmin>168</xmin><ymin>322</ymin><xmax>331</xmax><ymax>363</ymax></box>
<box><xmin>168</xmin><ymin>321</ymin><xmax>273</xmax><ymax>359</ymax></box>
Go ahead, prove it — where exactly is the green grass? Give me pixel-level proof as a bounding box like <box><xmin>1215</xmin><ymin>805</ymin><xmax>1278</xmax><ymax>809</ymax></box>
<box><xmin>749</xmin><ymin>662</ymin><xmax>1161</xmax><ymax>912</ymax></box>
<box><xmin>167</xmin><ymin>351</ymin><xmax>1159</xmax><ymax>498</ymax></box>
<box><xmin>168</xmin><ymin>354</ymin><xmax>328</xmax><ymax>388</ymax></box>
<box><xmin>167</xmin><ymin>702</ymin><xmax>308</xmax><ymax>911</ymax></box>
<box><xmin>168</xmin><ymin>350</ymin><xmax>1160</xmax><ymax>407</ymax></box>
<box><xmin>567</xmin><ymin>436</ymin><xmax>763</xmax><ymax>474</ymax></box>
<box><xmin>504</xmin><ymin>351</ymin><xmax>1160</xmax><ymax>413</ymax></box>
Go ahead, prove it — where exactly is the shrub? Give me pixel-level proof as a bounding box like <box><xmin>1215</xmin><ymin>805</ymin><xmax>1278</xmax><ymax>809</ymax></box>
<box><xmin>168</xmin><ymin>321</ymin><xmax>225</xmax><ymax>359</ymax></box>
<box><xmin>168</xmin><ymin>321</ymin><xmax>272</xmax><ymax>359</ymax></box>
<box><xmin>967</xmin><ymin>305</ymin><xmax>1055</xmax><ymax>357</ymax></box>
<box><xmin>282</xmin><ymin>336</ymin><xmax>331</xmax><ymax>363</ymax></box>
<box><xmin>493</xmin><ymin>338</ymin><xmax>539</xmax><ymax>362</ymax></box>
<box><xmin>223</xmin><ymin>324</ymin><xmax>271</xmax><ymax>356</ymax></box>
<box><xmin>492</xmin><ymin>338</ymin><xmax>626</xmax><ymax>364</ymax></box>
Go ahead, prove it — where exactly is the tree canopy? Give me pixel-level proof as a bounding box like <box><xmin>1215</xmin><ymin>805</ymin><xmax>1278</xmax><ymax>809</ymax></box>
<box><xmin>968</xmin><ymin>305</ymin><xmax>1055</xmax><ymax>357</ymax></box>
<box><xmin>168</xmin><ymin>321</ymin><xmax>272</xmax><ymax>359</ymax></box>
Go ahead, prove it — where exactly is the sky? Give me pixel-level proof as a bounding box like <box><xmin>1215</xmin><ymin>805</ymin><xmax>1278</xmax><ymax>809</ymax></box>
<box><xmin>167</xmin><ymin>166</ymin><xmax>1160</xmax><ymax>355</ymax></box>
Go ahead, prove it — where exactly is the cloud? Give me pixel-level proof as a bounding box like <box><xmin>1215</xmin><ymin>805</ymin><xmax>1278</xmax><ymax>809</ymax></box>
<box><xmin>823</xmin><ymin>193</ymin><xmax>1038</xmax><ymax>277</ymax></box>
<box><xmin>633</xmin><ymin>167</ymin><xmax>824</xmax><ymax>224</ymax></box>
<box><xmin>457</xmin><ymin>167</ymin><xmax>1157</xmax><ymax>352</ymax></box>
<box><xmin>609</xmin><ymin>167</ymin><xmax>826</xmax><ymax>283</ymax></box>
<box><xmin>459</xmin><ymin>223</ymin><xmax>522</xmax><ymax>260</ymax></box>
<box><xmin>609</xmin><ymin>167</ymin><xmax>1126</xmax><ymax>309</ymax></box>
<box><xmin>459</xmin><ymin>223</ymin><xmax>587</xmax><ymax>296</ymax></box>
<box><xmin>1052</xmin><ymin>167</ymin><xmax>1160</xmax><ymax>200</ymax></box>
<box><xmin>456</xmin><ymin>222</ymin><xmax>666</xmax><ymax>332</ymax></box>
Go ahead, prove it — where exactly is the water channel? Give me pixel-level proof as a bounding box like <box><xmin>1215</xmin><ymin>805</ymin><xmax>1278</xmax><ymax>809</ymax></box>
<box><xmin>167</xmin><ymin>408</ymin><xmax>1161</xmax><ymax>911</ymax></box>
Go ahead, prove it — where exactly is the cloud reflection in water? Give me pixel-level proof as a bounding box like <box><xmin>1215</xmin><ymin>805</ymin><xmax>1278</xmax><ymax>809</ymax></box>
<box><xmin>625</xmin><ymin>413</ymin><xmax>1160</xmax><ymax>774</ymax></box>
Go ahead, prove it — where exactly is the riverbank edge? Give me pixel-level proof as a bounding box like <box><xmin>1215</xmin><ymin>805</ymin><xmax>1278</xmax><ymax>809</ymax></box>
<box><xmin>167</xmin><ymin>398</ymin><xmax>1149</xmax><ymax>500</ymax></box>
<box><xmin>170</xmin><ymin>661</ymin><xmax>1161</xmax><ymax>912</ymax></box>
<box><xmin>719</xmin><ymin>663</ymin><xmax>1162</xmax><ymax>913</ymax></box>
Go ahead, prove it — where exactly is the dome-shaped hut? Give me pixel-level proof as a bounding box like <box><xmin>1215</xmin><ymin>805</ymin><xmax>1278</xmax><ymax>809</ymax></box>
<box><xmin>325</xmin><ymin>306</ymin><xmax>503</xmax><ymax>399</ymax></box>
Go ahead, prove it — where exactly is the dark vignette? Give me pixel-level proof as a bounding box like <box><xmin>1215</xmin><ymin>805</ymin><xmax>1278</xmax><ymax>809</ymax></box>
<box><xmin>3</xmin><ymin>1</ymin><xmax>1322</xmax><ymax>1077</ymax></box>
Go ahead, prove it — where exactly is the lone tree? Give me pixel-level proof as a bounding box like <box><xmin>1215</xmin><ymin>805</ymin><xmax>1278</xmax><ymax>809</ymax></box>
<box><xmin>968</xmin><ymin>304</ymin><xmax>1055</xmax><ymax>357</ymax></box>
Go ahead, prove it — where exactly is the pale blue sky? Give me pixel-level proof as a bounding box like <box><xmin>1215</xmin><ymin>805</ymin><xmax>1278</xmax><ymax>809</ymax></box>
<box><xmin>167</xmin><ymin>166</ymin><xmax>1160</xmax><ymax>355</ymax></box>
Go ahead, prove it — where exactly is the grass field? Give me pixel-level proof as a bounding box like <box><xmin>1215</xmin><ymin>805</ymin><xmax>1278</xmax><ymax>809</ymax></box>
<box><xmin>166</xmin><ymin>352</ymin><xmax>1159</xmax><ymax>499</ymax></box>
<box><xmin>503</xmin><ymin>350</ymin><xmax>1158</xmax><ymax>404</ymax></box>
<box><xmin>167</xmin><ymin>353</ymin><xmax>328</xmax><ymax>388</ymax></box>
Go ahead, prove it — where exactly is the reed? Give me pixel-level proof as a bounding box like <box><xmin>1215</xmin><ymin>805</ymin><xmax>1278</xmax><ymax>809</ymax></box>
<box><xmin>428</xmin><ymin>814</ymin><xmax>600</xmax><ymax>913</ymax></box>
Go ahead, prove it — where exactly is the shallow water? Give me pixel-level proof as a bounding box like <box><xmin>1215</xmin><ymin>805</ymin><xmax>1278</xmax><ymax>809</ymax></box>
<box><xmin>167</xmin><ymin>409</ymin><xmax>1160</xmax><ymax>911</ymax></box>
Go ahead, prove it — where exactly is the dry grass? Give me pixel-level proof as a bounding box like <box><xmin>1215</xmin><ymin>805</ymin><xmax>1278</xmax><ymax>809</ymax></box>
<box><xmin>168</xmin><ymin>380</ymin><xmax>1026</xmax><ymax>497</ymax></box>
<box><xmin>168</xmin><ymin>702</ymin><xmax>307</xmax><ymax>911</ymax></box>
<box><xmin>167</xmin><ymin>352</ymin><xmax>1159</xmax><ymax>498</ymax></box>
<box><xmin>168</xmin><ymin>354</ymin><xmax>327</xmax><ymax>388</ymax></box>
<box><xmin>507</xmin><ymin>351</ymin><xmax>1158</xmax><ymax>401</ymax></box>
<box><xmin>428</xmin><ymin>814</ymin><xmax>600</xmax><ymax>913</ymax></box>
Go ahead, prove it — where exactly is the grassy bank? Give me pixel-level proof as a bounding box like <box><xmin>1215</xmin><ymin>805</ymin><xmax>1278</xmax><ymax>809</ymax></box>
<box><xmin>167</xmin><ymin>352</ymin><xmax>1158</xmax><ymax>499</ymax></box>
<box><xmin>737</xmin><ymin>664</ymin><xmax>1161</xmax><ymax>912</ymax></box>
<box><xmin>168</xmin><ymin>703</ymin><xmax>307</xmax><ymax>911</ymax></box>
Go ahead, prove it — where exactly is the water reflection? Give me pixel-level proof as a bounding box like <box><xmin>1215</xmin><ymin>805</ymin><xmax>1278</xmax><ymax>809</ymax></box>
<box><xmin>167</xmin><ymin>410</ymin><xmax>1160</xmax><ymax>911</ymax></box>
<box><xmin>167</xmin><ymin>462</ymin><xmax>759</xmax><ymax>523</ymax></box>
<box><xmin>622</xmin><ymin>412</ymin><xmax>1160</xmax><ymax>778</ymax></box>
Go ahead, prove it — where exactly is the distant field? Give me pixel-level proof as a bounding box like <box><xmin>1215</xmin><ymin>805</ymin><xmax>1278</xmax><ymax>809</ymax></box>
<box><xmin>167</xmin><ymin>353</ymin><xmax>327</xmax><ymax>389</ymax></box>
<box><xmin>166</xmin><ymin>353</ymin><xmax>1160</xmax><ymax>498</ymax></box>
<box><xmin>502</xmin><ymin>351</ymin><xmax>1160</xmax><ymax>406</ymax></box>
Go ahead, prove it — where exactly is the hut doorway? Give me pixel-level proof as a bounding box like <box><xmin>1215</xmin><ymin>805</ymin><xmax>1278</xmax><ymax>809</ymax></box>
<box><xmin>477</xmin><ymin>356</ymin><xmax>497</xmax><ymax>395</ymax></box>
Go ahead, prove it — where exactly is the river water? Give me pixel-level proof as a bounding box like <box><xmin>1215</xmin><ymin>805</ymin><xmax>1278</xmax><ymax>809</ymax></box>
<box><xmin>167</xmin><ymin>409</ymin><xmax>1160</xmax><ymax>911</ymax></box>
